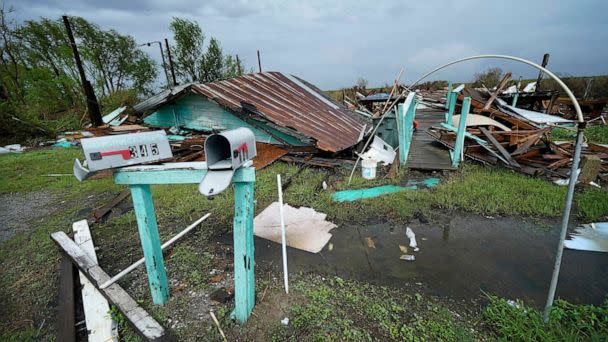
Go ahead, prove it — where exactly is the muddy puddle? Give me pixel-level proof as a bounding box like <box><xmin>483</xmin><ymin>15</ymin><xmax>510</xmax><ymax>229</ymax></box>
<box><xmin>247</xmin><ymin>213</ymin><xmax>608</xmax><ymax>306</ymax></box>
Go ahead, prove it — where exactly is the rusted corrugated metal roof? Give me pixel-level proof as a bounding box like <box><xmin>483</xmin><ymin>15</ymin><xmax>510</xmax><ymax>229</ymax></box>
<box><xmin>191</xmin><ymin>72</ymin><xmax>367</xmax><ymax>152</ymax></box>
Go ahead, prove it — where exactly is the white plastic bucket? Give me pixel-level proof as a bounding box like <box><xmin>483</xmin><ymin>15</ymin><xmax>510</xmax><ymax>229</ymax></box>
<box><xmin>361</xmin><ymin>159</ymin><xmax>377</xmax><ymax>180</ymax></box>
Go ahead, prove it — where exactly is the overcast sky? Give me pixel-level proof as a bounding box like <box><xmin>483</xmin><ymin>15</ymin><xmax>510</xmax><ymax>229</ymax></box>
<box><xmin>10</xmin><ymin>0</ymin><xmax>608</xmax><ymax>90</ymax></box>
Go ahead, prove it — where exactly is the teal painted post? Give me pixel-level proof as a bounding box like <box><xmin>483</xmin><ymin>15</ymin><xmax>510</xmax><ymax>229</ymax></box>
<box><xmin>511</xmin><ymin>93</ymin><xmax>519</xmax><ymax>107</ymax></box>
<box><xmin>232</xmin><ymin>167</ymin><xmax>256</xmax><ymax>323</ymax></box>
<box><xmin>396</xmin><ymin>103</ymin><xmax>407</xmax><ymax>163</ymax></box>
<box><xmin>129</xmin><ymin>184</ymin><xmax>170</xmax><ymax>305</ymax></box>
<box><xmin>401</xmin><ymin>98</ymin><xmax>417</xmax><ymax>164</ymax></box>
<box><xmin>451</xmin><ymin>97</ymin><xmax>471</xmax><ymax>168</ymax></box>
<box><xmin>446</xmin><ymin>91</ymin><xmax>457</xmax><ymax>124</ymax></box>
<box><xmin>445</xmin><ymin>82</ymin><xmax>453</xmax><ymax>109</ymax></box>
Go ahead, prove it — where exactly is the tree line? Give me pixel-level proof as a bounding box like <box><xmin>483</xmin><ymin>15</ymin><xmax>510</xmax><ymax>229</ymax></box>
<box><xmin>0</xmin><ymin>7</ymin><xmax>244</xmax><ymax>142</ymax></box>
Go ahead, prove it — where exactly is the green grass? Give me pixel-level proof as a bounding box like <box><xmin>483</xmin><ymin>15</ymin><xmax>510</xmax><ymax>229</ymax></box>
<box><xmin>483</xmin><ymin>295</ymin><xmax>608</xmax><ymax>341</ymax></box>
<box><xmin>0</xmin><ymin>147</ymin><xmax>120</xmax><ymax>194</ymax></box>
<box><xmin>0</xmin><ymin>147</ymin><xmax>607</xmax><ymax>339</ymax></box>
<box><xmin>269</xmin><ymin>275</ymin><xmax>482</xmax><ymax>341</ymax></box>
<box><xmin>550</xmin><ymin>125</ymin><xmax>608</xmax><ymax>144</ymax></box>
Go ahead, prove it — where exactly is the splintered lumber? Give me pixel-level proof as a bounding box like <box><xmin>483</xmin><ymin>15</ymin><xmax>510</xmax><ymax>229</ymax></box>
<box><xmin>57</xmin><ymin>253</ymin><xmax>76</xmax><ymax>342</ymax></box>
<box><xmin>479</xmin><ymin>127</ymin><xmax>520</xmax><ymax>167</ymax></box>
<box><xmin>483</xmin><ymin>72</ymin><xmax>512</xmax><ymax>110</ymax></box>
<box><xmin>73</xmin><ymin>220</ymin><xmax>117</xmax><ymax>342</ymax></box>
<box><xmin>51</xmin><ymin>231</ymin><xmax>174</xmax><ymax>342</ymax></box>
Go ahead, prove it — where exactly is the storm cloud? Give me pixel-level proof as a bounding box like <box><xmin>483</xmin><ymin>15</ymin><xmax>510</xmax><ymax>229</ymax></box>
<box><xmin>10</xmin><ymin>0</ymin><xmax>608</xmax><ymax>89</ymax></box>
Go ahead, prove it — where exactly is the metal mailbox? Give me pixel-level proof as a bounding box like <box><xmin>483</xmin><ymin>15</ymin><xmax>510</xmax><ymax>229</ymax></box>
<box><xmin>73</xmin><ymin>130</ymin><xmax>172</xmax><ymax>181</ymax></box>
<box><xmin>199</xmin><ymin>127</ymin><xmax>257</xmax><ymax>196</ymax></box>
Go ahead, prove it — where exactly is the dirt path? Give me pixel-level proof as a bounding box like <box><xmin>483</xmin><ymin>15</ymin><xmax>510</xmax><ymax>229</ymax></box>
<box><xmin>0</xmin><ymin>191</ymin><xmax>57</xmax><ymax>243</ymax></box>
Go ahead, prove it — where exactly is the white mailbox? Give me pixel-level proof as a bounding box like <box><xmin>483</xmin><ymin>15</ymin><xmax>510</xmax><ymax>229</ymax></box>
<box><xmin>73</xmin><ymin>130</ymin><xmax>172</xmax><ymax>181</ymax></box>
<box><xmin>199</xmin><ymin>127</ymin><xmax>257</xmax><ymax>196</ymax></box>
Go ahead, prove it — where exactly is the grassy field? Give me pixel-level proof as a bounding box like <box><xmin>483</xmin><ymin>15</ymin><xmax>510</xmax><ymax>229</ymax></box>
<box><xmin>550</xmin><ymin>125</ymin><xmax>608</xmax><ymax>145</ymax></box>
<box><xmin>0</xmin><ymin>147</ymin><xmax>607</xmax><ymax>340</ymax></box>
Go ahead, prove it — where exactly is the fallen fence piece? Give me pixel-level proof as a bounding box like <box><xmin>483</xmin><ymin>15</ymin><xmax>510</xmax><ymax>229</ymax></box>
<box><xmin>209</xmin><ymin>310</ymin><xmax>228</xmax><ymax>342</ymax></box>
<box><xmin>100</xmin><ymin>213</ymin><xmax>211</xmax><ymax>289</ymax></box>
<box><xmin>254</xmin><ymin>202</ymin><xmax>337</xmax><ymax>253</ymax></box>
<box><xmin>331</xmin><ymin>178</ymin><xmax>440</xmax><ymax>203</ymax></box>
<box><xmin>50</xmin><ymin>231</ymin><xmax>174</xmax><ymax>341</ymax></box>
<box><xmin>57</xmin><ymin>252</ymin><xmax>76</xmax><ymax>342</ymax></box>
<box><xmin>89</xmin><ymin>190</ymin><xmax>131</xmax><ymax>223</ymax></box>
<box><xmin>564</xmin><ymin>222</ymin><xmax>608</xmax><ymax>252</ymax></box>
<box><xmin>72</xmin><ymin>220</ymin><xmax>117</xmax><ymax>342</ymax></box>
<box><xmin>479</xmin><ymin>127</ymin><xmax>521</xmax><ymax>168</ymax></box>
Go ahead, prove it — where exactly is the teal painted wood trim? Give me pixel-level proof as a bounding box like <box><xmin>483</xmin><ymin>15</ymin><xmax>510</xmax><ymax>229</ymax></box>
<box><xmin>129</xmin><ymin>184</ymin><xmax>170</xmax><ymax>305</ymax></box>
<box><xmin>397</xmin><ymin>92</ymin><xmax>416</xmax><ymax>164</ymax></box>
<box><xmin>144</xmin><ymin>94</ymin><xmax>282</xmax><ymax>144</ymax></box>
<box><xmin>445</xmin><ymin>82</ymin><xmax>453</xmax><ymax>109</ymax></box>
<box><xmin>451</xmin><ymin>97</ymin><xmax>471</xmax><ymax>167</ymax></box>
<box><xmin>511</xmin><ymin>93</ymin><xmax>519</xmax><ymax>107</ymax></box>
<box><xmin>332</xmin><ymin>178</ymin><xmax>440</xmax><ymax>203</ymax></box>
<box><xmin>445</xmin><ymin>91</ymin><xmax>457</xmax><ymax>124</ymax></box>
<box><xmin>114</xmin><ymin>166</ymin><xmax>254</xmax><ymax>185</ymax></box>
<box><xmin>231</xmin><ymin>176</ymin><xmax>256</xmax><ymax>323</ymax></box>
<box><xmin>439</xmin><ymin>123</ymin><xmax>487</xmax><ymax>146</ymax></box>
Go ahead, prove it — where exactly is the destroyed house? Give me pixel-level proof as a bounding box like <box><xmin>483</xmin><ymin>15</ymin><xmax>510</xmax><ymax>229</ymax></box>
<box><xmin>134</xmin><ymin>72</ymin><xmax>367</xmax><ymax>152</ymax></box>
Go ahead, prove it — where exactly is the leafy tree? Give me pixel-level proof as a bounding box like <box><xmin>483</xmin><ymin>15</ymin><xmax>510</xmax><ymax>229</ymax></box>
<box><xmin>472</xmin><ymin>67</ymin><xmax>503</xmax><ymax>88</ymax></box>
<box><xmin>168</xmin><ymin>17</ymin><xmax>243</xmax><ymax>84</ymax></box>
<box><xmin>356</xmin><ymin>77</ymin><xmax>368</xmax><ymax>89</ymax></box>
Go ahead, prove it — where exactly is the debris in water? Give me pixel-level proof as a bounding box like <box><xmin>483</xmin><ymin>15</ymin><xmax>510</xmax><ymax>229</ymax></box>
<box><xmin>254</xmin><ymin>202</ymin><xmax>337</xmax><ymax>253</ymax></box>
<box><xmin>406</xmin><ymin>227</ymin><xmax>419</xmax><ymax>251</ymax></box>
<box><xmin>564</xmin><ymin>222</ymin><xmax>608</xmax><ymax>252</ymax></box>
<box><xmin>328</xmin><ymin>242</ymin><xmax>334</xmax><ymax>251</ymax></box>
<box><xmin>400</xmin><ymin>254</ymin><xmax>415</xmax><ymax>261</ymax></box>
<box><xmin>399</xmin><ymin>245</ymin><xmax>408</xmax><ymax>254</ymax></box>
<box><xmin>365</xmin><ymin>237</ymin><xmax>376</xmax><ymax>249</ymax></box>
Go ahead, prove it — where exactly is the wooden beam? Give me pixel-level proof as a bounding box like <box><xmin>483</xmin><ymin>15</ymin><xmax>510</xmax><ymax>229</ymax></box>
<box><xmin>51</xmin><ymin>232</ymin><xmax>174</xmax><ymax>342</ymax></box>
<box><xmin>57</xmin><ymin>253</ymin><xmax>76</xmax><ymax>342</ymax></box>
<box><xmin>483</xmin><ymin>72</ymin><xmax>512</xmax><ymax>110</ymax></box>
<box><xmin>479</xmin><ymin>127</ymin><xmax>521</xmax><ymax>168</ymax></box>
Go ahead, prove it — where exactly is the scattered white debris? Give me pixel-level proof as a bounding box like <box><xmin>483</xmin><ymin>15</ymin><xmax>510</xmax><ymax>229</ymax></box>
<box><xmin>254</xmin><ymin>202</ymin><xmax>337</xmax><ymax>253</ymax></box>
<box><xmin>507</xmin><ymin>299</ymin><xmax>521</xmax><ymax>308</ymax></box>
<box><xmin>523</xmin><ymin>81</ymin><xmax>536</xmax><ymax>93</ymax></box>
<box><xmin>281</xmin><ymin>317</ymin><xmax>290</xmax><ymax>326</ymax></box>
<box><xmin>406</xmin><ymin>227</ymin><xmax>418</xmax><ymax>251</ymax></box>
<box><xmin>564</xmin><ymin>222</ymin><xmax>608</xmax><ymax>253</ymax></box>
<box><xmin>322</xmin><ymin>181</ymin><xmax>328</xmax><ymax>190</ymax></box>
<box><xmin>359</xmin><ymin>135</ymin><xmax>396</xmax><ymax>166</ymax></box>
<box><xmin>0</xmin><ymin>144</ymin><xmax>25</xmax><ymax>154</ymax></box>
<box><xmin>400</xmin><ymin>254</ymin><xmax>415</xmax><ymax>261</ymax></box>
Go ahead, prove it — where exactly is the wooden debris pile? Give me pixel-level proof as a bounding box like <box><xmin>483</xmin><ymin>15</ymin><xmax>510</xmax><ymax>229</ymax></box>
<box><xmin>428</xmin><ymin>88</ymin><xmax>608</xmax><ymax>183</ymax></box>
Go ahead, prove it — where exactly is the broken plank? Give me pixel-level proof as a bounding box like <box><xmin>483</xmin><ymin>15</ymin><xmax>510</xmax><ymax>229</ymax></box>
<box><xmin>483</xmin><ymin>72</ymin><xmax>512</xmax><ymax>110</ymax></box>
<box><xmin>479</xmin><ymin>127</ymin><xmax>521</xmax><ymax>168</ymax></box>
<box><xmin>57</xmin><ymin>253</ymin><xmax>76</xmax><ymax>342</ymax></box>
<box><xmin>89</xmin><ymin>190</ymin><xmax>131</xmax><ymax>223</ymax></box>
<box><xmin>51</xmin><ymin>231</ymin><xmax>174</xmax><ymax>342</ymax></box>
<box><xmin>73</xmin><ymin>220</ymin><xmax>117</xmax><ymax>342</ymax></box>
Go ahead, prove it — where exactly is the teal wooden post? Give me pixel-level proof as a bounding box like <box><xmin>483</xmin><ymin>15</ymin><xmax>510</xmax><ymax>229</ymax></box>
<box><xmin>446</xmin><ymin>90</ymin><xmax>457</xmax><ymax>124</ymax></box>
<box><xmin>451</xmin><ymin>97</ymin><xmax>471</xmax><ymax>167</ymax></box>
<box><xmin>511</xmin><ymin>93</ymin><xmax>519</xmax><ymax>107</ymax></box>
<box><xmin>396</xmin><ymin>93</ymin><xmax>417</xmax><ymax>164</ymax></box>
<box><xmin>130</xmin><ymin>184</ymin><xmax>170</xmax><ymax>305</ymax></box>
<box><xmin>231</xmin><ymin>166</ymin><xmax>256</xmax><ymax>323</ymax></box>
<box><xmin>445</xmin><ymin>82</ymin><xmax>453</xmax><ymax>109</ymax></box>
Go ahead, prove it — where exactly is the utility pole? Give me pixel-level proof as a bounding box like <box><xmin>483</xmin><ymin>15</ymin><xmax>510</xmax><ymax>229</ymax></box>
<box><xmin>236</xmin><ymin>54</ymin><xmax>243</xmax><ymax>75</ymax></box>
<box><xmin>62</xmin><ymin>15</ymin><xmax>103</xmax><ymax>126</ymax></box>
<box><xmin>165</xmin><ymin>38</ymin><xmax>177</xmax><ymax>86</ymax></box>
<box><xmin>141</xmin><ymin>41</ymin><xmax>170</xmax><ymax>88</ymax></box>
<box><xmin>257</xmin><ymin>50</ymin><xmax>262</xmax><ymax>73</ymax></box>
<box><xmin>535</xmin><ymin>53</ymin><xmax>550</xmax><ymax>91</ymax></box>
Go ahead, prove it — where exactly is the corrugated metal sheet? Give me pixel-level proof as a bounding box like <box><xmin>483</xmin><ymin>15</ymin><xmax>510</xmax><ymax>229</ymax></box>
<box><xmin>133</xmin><ymin>82</ymin><xmax>195</xmax><ymax>112</ymax></box>
<box><xmin>191</xmin><ymin>72</ymin><xmax>366</xmax><ymax>152</ymax></box>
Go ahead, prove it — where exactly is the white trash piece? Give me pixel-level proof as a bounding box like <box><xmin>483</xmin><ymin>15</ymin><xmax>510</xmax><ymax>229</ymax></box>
<box><xmin>361</xmin><ymin>159</ymin><xmax>377</xmax><ymax>180</ymax></box>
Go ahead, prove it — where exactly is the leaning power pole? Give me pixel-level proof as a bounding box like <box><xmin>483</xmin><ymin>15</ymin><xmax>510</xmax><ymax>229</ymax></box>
<box><xmin>62</xmin><ymin>15</ymin><xmax>103</xmax><ymax>126</ymax></box>
<box><xmin>165</xmin><ymin>38</ymin><xmax>177</xmax><ymax>86</ymax></box>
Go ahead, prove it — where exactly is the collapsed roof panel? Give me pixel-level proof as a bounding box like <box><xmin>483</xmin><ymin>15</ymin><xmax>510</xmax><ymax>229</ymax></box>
<box><xmin>191</xmin><ymin>72</ymin><xmax>367</xmax><ymax>152</ymax></box>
